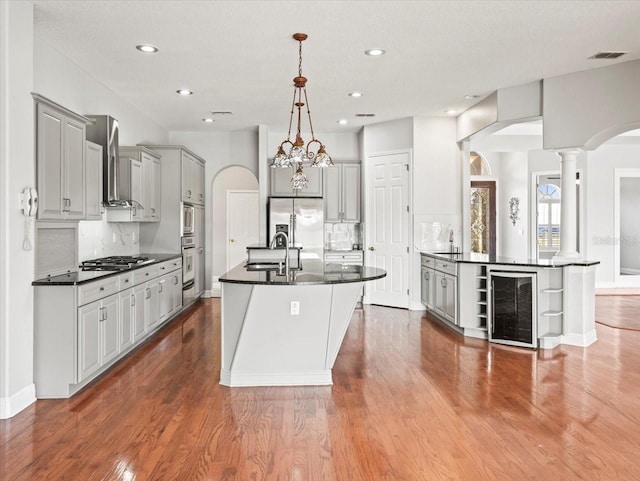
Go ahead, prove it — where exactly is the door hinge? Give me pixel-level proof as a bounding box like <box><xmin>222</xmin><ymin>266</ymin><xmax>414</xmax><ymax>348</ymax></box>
<box><xmin>406</xmin><ymin>205</ymin><xmax>409</xmax><ymax>213</ymax></box>
<box><xmin>407</xmin><ymin>289</ymin><xmax>410</xmax><ymax>295</ymax></box>
<box><xmin>406</xmin><ymin>246</ymin><xmax>409</xmax><ymax>253</ymax></box>
<box><xmin>405</xmin><ymin>164</ymin><xmax>409</xmax><ymax>171</ymax></box>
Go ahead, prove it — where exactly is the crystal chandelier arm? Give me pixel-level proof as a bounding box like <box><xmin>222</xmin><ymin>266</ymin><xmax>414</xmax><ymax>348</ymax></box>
<box><xmin>302</xmin><ymin>87</ymin><xmax>316</xmax><ymax>141</ymax></box>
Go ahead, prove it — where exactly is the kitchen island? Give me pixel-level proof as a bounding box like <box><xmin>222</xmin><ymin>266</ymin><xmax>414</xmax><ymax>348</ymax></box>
<box><xmin>420</xmin><ymin>252</ymin><xmax>600</xmax><ymax>349</ymax></box>
<box><xmin>219</xmin><ymin>260</ymin><xmax>386</xmax><ymax>387</ymax></box>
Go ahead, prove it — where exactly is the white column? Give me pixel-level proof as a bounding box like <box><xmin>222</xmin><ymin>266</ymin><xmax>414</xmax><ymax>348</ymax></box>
<box><xmin>555</xmin><ymin>150</ymin><xmax>580</xmax><ymax>260</ymax></box>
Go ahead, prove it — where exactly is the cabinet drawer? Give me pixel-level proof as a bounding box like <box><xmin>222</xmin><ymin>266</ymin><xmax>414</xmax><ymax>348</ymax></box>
<box><xmin>133</xmin><ymin>264</ymin><xmax>160</xmax><ymax>285</ymax></box>
<box><xmin>434</xmin><ymin>259</ymin><xmax>457</xmax><ymax>276</ymax></box>
<box><xmin>78</xmin><ymin>277</ymin><xmax>119</xmax><ymax>306</ymax></box>
<box><xmin>119</xmin><ymin>272</ymin><xmax>134</xmax><ymax>290</ymax></box>
<box><xmin>158</xmin><ymin>258</ymin><xmax>182</xmax><ymax>273</ymax></box>
<box><xmin>421</xmin><ymin>255</ymin><xmax>435</xmax><ymax>268</ymax></box>
<box><xmin>325</xmin><ymin>251</ymin><xmax>363</xmax><ymax>264</ymax></box>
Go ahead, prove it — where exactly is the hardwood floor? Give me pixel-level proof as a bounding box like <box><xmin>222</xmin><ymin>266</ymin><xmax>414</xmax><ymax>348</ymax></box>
<box><xmin>2</xmin><ymin>298</ymin><xmax>640</xmax><ymax>480</ymax></box>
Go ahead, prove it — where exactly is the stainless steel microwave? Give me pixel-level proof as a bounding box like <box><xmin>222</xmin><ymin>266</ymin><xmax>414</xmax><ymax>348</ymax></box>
<box><xmin>182</xmin><ymin>203</ymin><xmax>195</xmax><ymax>235</ymax></box>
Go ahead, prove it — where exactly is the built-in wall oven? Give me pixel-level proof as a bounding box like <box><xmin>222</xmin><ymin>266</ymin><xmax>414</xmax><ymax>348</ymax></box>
<box><xmin>182</xmin><ymin>203</ymin><xmax>195</xmax><ymax>236</ymax></box>
<box><xmin>182</xmin><ymin>236</ymin><xmax>196</xmax><ymax>306</ymax></box>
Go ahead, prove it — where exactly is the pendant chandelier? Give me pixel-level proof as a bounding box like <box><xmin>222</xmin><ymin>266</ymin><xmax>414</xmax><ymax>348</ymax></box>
<box><xmin>271</xmin><ymin>33</ymin><xmax>333</xmax><ymax>190</ymax></box>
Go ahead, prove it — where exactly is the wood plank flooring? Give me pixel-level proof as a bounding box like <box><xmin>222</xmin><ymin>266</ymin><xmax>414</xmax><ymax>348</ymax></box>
<box><xmin>2</xmin><ymin>298</ymin><xmax>640</xmax><ymax>480</ymax></box>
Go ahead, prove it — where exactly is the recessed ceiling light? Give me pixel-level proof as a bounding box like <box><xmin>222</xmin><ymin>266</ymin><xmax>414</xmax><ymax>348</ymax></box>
<box><xmin>348</xmin><ymin>91</ymin><xmax>363</xmax><ymax>98</ymax></box>
<box><xmin>176</xmin><ymin>89</ymin><xmax>193</xmax><ymax>96</ymax></box>
<box><xmin>202</xmin><ymin>118</ymin><xmax>214</xmax><ymax>123</ymax></box>
<box><xmin>445</xmin><ymin>109</ymin><xmax>457</xmax><ymax>115</ymax></box>
<box><xmin>464</xmin><ymin>95</ymin><xmax>480</xmax><ymax>100</ymax></box>
<box><xmin>365</xmin><ymin>48</ymin><xmax>385</xmax><ymax>56</ymax></box>
<box><xmin>337</xmin><ymin>119</ymin><xmax>348</xmax><ymax>125</ymax></box>
<box><xmin>136</xmin><ymin>44</ymin><xmax>158</xmax><ymax>53</ymax></box>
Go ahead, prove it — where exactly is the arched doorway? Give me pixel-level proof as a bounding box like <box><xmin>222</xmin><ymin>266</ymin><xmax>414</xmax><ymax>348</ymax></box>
<box><xmin>211</xmin><ymin>166</ymin><xmax>259</xmax><ymax>296</ymax></box>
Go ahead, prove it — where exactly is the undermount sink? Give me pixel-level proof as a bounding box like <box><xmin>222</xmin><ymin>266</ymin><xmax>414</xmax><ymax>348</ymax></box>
<box><xmin>245</xmin><ymin>262</ymin><xmax>301</xmax><ymax>272</ymax></box>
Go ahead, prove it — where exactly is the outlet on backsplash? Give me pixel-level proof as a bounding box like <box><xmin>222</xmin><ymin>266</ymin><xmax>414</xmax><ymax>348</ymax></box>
<box><xmin>325</xmin><ymin>223</ymin><xmax>362</xmax><ymax>251</ymax></box>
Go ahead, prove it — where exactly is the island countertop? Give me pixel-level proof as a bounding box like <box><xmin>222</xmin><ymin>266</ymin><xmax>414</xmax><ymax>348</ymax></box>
<box><xmin>421</xmin><ymin>252</ymin><xmax>600</xmax><ymax>268</ymax></box>
<box><xmin>219</xmin><ymin>259</ymin><xmax>386</xmax><ymax>286</ymax></box>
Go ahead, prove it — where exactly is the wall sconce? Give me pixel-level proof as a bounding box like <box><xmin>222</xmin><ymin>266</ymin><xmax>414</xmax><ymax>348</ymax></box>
<box><xmin>509</xmin><ymin>197</ymin><xmax>520</xmax><ymax>226</ymax></box>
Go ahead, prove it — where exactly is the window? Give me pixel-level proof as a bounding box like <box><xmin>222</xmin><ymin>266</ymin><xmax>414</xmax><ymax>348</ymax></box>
<box><xmin>537</xmin><ymin>183</ymin><xmax>561</xmax><ymax>250</ymax></box>
<box><xmin>470</xmin><ymin>151</ymin><xmax>491</xmax><ymax>176</ymax></box>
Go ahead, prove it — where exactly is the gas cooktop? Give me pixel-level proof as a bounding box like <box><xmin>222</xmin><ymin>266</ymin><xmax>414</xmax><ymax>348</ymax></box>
<box><xmin>80</xmin><ymin>256</ymin><xmax>155</xmax><ymax>271</ymax></box>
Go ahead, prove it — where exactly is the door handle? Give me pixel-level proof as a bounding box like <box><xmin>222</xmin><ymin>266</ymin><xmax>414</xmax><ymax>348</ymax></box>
<box><xmin>368</xmin><ymin>246</ymin><xmax>375</xmax><ymax>251</ymax></box>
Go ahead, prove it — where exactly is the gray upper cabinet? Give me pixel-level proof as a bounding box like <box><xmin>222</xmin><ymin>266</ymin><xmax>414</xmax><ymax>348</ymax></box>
<box><xmin>181</xmin><ymin>151</ymin><xmax>205</xmax><ymax>205</ymax></box>
<box><xmin>85</xmin><ymin>141</ymin><xmax>103</xmax><ymax>220</ymax></box>
<box><xmin>34</xmin><ymin>94</ymin><xmax>91</xmax><ymax>221</ymax></box>
<box><xmin>270</xmin><ymin>165</ymin><xmax>323</xmax><ymax>197</ymax></box>
<box><xmin>323</xmin><ymin>163</ymin><xmax>360</xmax><ymax>222</ymax></box>
<box><xmin>118</xmin><ymin>146</ymin><xmax>162</xmax><ymax>222</ymax></box>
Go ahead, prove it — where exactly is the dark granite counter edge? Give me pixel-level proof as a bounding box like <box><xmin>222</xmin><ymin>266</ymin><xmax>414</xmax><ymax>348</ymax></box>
<box><xmin>420</xmin><ymin>251</ymin><xmax>600</xmax><ymax>268</ymax></box>
<box><xmin>32</xmin><ymin>253</ymin><xmax>182</xmax><ymax>286</ymax></box>
<box><xmin>220</xmin><ymin>264</ymin><xmax>386</xmax><ymax>286</ymax></box>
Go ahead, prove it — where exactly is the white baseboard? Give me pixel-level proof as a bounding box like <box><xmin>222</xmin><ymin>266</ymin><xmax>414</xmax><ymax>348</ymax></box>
<box><xmin>211</xmin><ymin>282</ymin><xmax>221</xmax><ymax>298</ymax></box>
<box><xmin>202</xmin><ymin>290</ymin><xmax>213</xmax><ymax>298</ymax></box>
<box><xmin>219</xmin><ymin>369</ymin><xmax>332</xmax><ymax>387</ymax></box>
<box><xmin>0</xmin><ymin>383</ymin><xmax>36</xmax><ymax>419</ymax></box>
<box><xmin>562</xmin><ymin>329</ymin><xmax>598</xmax><ymax>347</ymax></box>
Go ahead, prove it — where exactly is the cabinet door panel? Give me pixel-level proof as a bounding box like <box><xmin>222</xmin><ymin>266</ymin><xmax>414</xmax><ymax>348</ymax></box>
<box><xmin>38</xmin><ymin>108</ymin><xmax>64</xmax><ymax>219</ymax></box>
<box><xmin>152</xmin><ymin>158</ymin><xmax>161</xmax><ymax>220</ymax></box>
<box><xmin>78</xmin><ymin>302</ymin><xmax>101</xmax><ymax>381</ymax></box>
<box><xmin>323</xmin><ymin>167</ymin><xmax>341</xmax><ymax>221</ymax></box>
<box><xmin>101</xmin><ymin>295</ymin><xmax>120</xmax><ymax>364</ymax></box>
<box><xmin>133</xmin><ymin>285</ymin><xmax>147</xmax><ymax>341</ymax></box>
<box><xmin>119</xmin><ymin>289</ymin><xmax>134</xmax><ymax>351</ymax></box>
<box><xmin>341</xmin><ymin>164</ymin><xmax>361</xmax><ymax>222</ymax></box>
<box><xmin>85</xmin><ymin>141</ymin><xmax>103</xmax><ymax>220</ymax></box>
<box><xmin>130</xmin><ymin>158</ymin><xmax>144</xmax><ymax>221</ymax></box>
<box><xmin>65</xmin><ymin>120</ymin><xmax>86</xmax><ymax>219</ymax></box>
<box><xmin>145</xmin><ymin>281</ymin><xmax>160</xmax><ymax>329</ymax></box>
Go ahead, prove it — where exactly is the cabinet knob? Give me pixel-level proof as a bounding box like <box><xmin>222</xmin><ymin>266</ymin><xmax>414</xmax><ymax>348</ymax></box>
<box><xmin>99</xmin><ymin>287</ymin><xmax>105</xmax><ymax>291</ymax></box>
<box><xmin>124</xmin><ymin>279</ymin><xmax>129</xmax><ymax>284</ymax></box>
<box><xmin>230</xmin><ymin>238</ymin><xmax>235</xmax><ymax>243</ymax></box>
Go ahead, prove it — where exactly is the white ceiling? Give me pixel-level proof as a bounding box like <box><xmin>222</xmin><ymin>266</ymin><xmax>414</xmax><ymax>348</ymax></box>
<box><xmin>33</xmin><ymin>0</ymin><xmax>640</xmax><ymax>135</ymax></box>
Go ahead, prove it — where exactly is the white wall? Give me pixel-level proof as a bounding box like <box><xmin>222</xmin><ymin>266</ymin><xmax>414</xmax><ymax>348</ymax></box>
<box><xmin>543</xmin><ymin>59</ymin><xmax>640</xmax><ymax>150</ymax></box>
<box><xmin>0</xmin><ymin>0</ymin><xmax>36</xmax><ymax>418</ymax></box>
<box><xmin>494</xmin><ymin>152</ymin><xmax>529</xmax><ymax>259</ymax></box>
<box><xmin>34</xmin><ymin>37</ymin><xmax>168</xmax><ymax>146</ymax></box>
<box><xmin>585</xmin><ymin>144</ymin><xmax>640</xmax><ymax>286</ymax></box>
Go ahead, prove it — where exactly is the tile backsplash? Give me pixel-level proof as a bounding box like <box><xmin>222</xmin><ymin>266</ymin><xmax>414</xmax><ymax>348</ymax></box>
<box><xmin>325</xmin><ymin>223</ymin><xmax>362</xmax><ymax>250</ymax></box>
<box><xmin>78</xmin><ymin>218</ymin><xmax>139</xmax><ymax>261</ymax></box>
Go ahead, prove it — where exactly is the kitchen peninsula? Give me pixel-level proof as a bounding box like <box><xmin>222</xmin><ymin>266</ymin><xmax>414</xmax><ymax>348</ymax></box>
<box><xmin>219</xmin><ymin>260</ymin><xmax>385</xmax><ymax>387</ymax></box>
<box><xmin>420</xmin><ymin>252</ymin><xmax>600</xmax><ymax>349</ymax></box>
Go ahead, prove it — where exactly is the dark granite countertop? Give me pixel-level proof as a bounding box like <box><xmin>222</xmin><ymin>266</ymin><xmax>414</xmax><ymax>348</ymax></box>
<box><xmin>219</xmin><ymin>259</ymin><xmax>386</xmax><ymax>286</ymax></box>
<box><xmin>420</xmin><ymin>251</ymin><xmax>600</xmax><ymax>268</ymax></box>
<box><xmin>32</xmin><ymin>253</ymin><xmax>182</xmax><ymax>286</ymax></box>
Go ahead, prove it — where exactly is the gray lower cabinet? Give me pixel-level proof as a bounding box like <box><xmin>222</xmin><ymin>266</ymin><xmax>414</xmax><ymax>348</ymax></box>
<box><xmin>421</xmin><ymin>254</ymin><xmax>458</xmax><ymax>325</ymax></box>
<box><xmin>78</xmin><ymin>293</ymin><xmax>119</xmax><ymax>382</ymax></box>
<box><xmin>34</xmin><ymin>258</ymin><xmax>182</xmax><ymax>398</ymax></box>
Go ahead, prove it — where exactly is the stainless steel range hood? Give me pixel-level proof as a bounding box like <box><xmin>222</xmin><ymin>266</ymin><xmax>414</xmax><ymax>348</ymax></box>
<box><xmin>85</xmin><ymin>115</ymin><xmax>132</xmax><ymax>207</ymax></box>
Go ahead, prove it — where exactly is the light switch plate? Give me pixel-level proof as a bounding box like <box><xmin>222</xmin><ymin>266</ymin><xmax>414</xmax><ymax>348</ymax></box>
<box><xmin>290</xmin><ymin>301</ymin><xmax>300</xmax><ymax>315</ymax></box>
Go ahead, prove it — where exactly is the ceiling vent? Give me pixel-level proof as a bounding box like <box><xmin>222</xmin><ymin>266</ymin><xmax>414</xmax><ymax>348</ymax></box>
<box><xmin>355</xmin><ymin>113</ymin><xmax>376</xmax><ymax>117</ymax></box>
<box><xmin>211</xmin><ymin>111</ymin><xmax>233</xmax><ymax>115</ymax></box>
<box><xmin>589</xmin><ymin>51</ymin><xmax>627</xmax><ymax>59</ymax></box>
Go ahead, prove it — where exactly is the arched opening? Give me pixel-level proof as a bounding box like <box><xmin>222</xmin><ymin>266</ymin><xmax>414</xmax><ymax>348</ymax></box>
<box><xmin>470</xmin><ymin>151</ymin><xmax>492</xmax><ymax>177</ymax></box>
<box><xmin>211</xmin><ymin>166</ymin><xmax>259</xmax><ymax>296</ymax></box>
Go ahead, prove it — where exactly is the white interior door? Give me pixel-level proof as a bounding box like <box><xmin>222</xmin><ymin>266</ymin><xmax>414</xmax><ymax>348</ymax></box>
<box><xmin>227</xmin><ymin>190</ymin><xmax>259</xmax><ymax>271</ymax></box>
<box><xmin>365</xmin><ymin>151</ymin><xmax>410</xmax><ymax>308</ymax></box>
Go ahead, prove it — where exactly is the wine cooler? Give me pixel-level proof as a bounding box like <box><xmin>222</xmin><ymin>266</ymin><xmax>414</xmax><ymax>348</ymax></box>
<box><xmin>489</xmin><ymin>271</ymin><xmax>537</xmax><ymax>348</ymax></box>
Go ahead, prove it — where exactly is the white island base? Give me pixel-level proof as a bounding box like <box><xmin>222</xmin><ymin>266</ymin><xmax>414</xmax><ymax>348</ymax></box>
<box><xmin>220</xmin><ymin>281</ymin><xmax>363</xmax><ymax>387</ymax></box>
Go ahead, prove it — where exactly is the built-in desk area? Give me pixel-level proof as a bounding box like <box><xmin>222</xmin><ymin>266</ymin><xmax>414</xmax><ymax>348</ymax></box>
<box><xmin>420</xmin><ymin>252</ymin><xmax>600</xmax><ymax>349</ymax></box>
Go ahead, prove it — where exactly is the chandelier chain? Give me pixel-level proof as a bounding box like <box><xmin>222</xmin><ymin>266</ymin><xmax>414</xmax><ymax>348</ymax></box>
<box><xmin>303</xmin><ymin>87</ymin><xmax>316</xmax><ymax>141</ymax></box>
